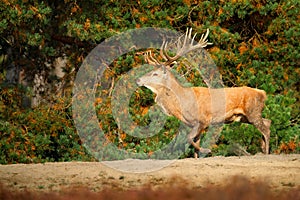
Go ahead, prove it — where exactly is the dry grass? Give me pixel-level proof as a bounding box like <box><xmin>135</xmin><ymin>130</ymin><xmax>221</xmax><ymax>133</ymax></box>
<box><xmin>0</xmin><ymin>176</ymin><xmax>299</xmax><ymax>200</ymax></box>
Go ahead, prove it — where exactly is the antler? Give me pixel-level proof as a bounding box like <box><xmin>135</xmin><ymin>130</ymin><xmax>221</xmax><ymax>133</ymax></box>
<box><xmin>145</xmin><ymin>28</ymin><xmax>212</xmax><ymax>66</ymax></box>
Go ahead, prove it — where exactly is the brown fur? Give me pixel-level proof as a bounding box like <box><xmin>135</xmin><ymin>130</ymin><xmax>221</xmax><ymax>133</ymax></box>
<box><xmin>137</xmin><ymin>68</ymin><xmax>271</xmax><ymax>156</ymax></box>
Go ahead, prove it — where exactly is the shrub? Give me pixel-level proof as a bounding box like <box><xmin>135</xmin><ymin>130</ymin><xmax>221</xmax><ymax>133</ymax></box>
<box><xmin>0</xmin><ymin>85</ymin><xmax>93</xmax><ymax>164</ymax></box>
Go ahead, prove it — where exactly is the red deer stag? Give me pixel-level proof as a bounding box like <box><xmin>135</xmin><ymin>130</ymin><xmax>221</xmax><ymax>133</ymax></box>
<box><xmin>136</xmin><ymin>28</ymin><xmax>271</xmax><ymax>157</ymax></box>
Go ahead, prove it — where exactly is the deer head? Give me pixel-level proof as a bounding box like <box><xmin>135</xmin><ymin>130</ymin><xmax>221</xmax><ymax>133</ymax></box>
<box><xmin>137</xmin><ymin>28</ymin><xmax>212</xmax><ymax>91</ymax></box>
<box><xmin>136</xmin><ymin>67</ymin><xmax>173</xmax><ymax>94</ymax></box>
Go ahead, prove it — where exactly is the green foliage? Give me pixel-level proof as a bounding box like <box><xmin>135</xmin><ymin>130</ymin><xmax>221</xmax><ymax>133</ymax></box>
<box><xmin>0</xmin><ymin>85</ymin><xmax>93</xmax><ymax>164</ymax></box>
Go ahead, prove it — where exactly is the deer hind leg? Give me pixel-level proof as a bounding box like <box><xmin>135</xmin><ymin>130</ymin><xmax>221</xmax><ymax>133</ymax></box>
<box><xmin>250</xmin><ymin>118</ymin><xmax>271</xmax><ymax>154</ymax></box>
<box><xmin>188</xmin><ymin>123</ymin><xmax>211</xmax><ymax>158</ymax></box>
<box><xmin>261</xmin><ymin>118</ymin><xmax>271</xmax><ymax>154</ymax></box>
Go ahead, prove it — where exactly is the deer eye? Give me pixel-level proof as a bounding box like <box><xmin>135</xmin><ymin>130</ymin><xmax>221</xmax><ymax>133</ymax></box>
<box><xmin>152</xmin><ymin>73</ymin><xmax>158</xmax><ymax>76</ymax></box>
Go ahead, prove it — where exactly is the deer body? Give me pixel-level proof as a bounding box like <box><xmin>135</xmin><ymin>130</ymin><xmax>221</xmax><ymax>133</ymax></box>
<box><xmin>137</xmin><ymin>28</ymin><xmax>271</xmax><ymax>156</ymax></box>
<box><xmin>137</xmin><ymin>68</ymin><xmax>271</xmax><ymax>155</ymax></box>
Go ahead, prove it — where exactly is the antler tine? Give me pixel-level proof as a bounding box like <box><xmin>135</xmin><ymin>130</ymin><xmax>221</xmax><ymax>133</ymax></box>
<box><xmin>181</xmin><ymin>28</ymin><xmax>188</xmax><ymax>48</ymax></box>
<box><xmin>145</xmin><ymin>50</ymin><xmax>161</xmax><ymax>66</ymax></box>
<box><xmin>162</xmin><ymin>41</ymin><xmax>174</xmax><ymax>62</ymax></box>
<box><xmin>144</xmin><ymin>51</ymin><xmax>152</xmax><ymax>65</ymax></box>
<box><xmin>149</xmin><ymin>51</ymin><xmax>161</xmax><ymax>65</ymax></box>
<box><xmin>159</xmin><ymin>41</ymin><xmax>168</xmax><ymax>61</ymax></box>
<box><xmin>191</xmin><ymin>30</ymin><xmax>197</xmax><ymax>45</ymax></box>
<box><xmin>188</xmin><ymin>28</ymin><xmax>193</xmax><ymax>43</ymax></box>
<box><xmin>150</xmin><ymin>51</ymin><xmax>161</xmax><ymax>65</ymax></box>
<box><xmin>198</xmin><ymin>29</ymin><xmax>213</xmax><ymax>48</ymax></box>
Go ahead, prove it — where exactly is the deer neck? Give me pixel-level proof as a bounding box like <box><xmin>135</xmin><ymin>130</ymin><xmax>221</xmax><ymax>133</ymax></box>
<box><xmin>162</xmin><ymin>74</ymin><xmax>185</xmax><ymax>95</ymax></box>
<box><xmin>153</xmin><ymin>75</ymin><xmax>192</xmax><ymax>119</ymax></box>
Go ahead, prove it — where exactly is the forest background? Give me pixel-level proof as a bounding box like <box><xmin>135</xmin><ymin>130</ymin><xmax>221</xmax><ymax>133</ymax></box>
<box><xmin>0</xmin><ymin>0</ymin><xmax>299</xmax><ymax>164</ymax></box>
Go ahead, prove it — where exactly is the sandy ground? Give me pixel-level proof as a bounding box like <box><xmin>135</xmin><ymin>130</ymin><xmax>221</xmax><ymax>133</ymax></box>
<box><xmin>0</xmin><ymin>154</ymin><xmax>299</xmax><ymax>192</ymax></box>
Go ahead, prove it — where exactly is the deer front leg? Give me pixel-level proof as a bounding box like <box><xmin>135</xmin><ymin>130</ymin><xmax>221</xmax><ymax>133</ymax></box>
<box><xmin>188</xmin><ymin>123</ymin><xmax>211</xmax><ymax>158</ymax></box>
